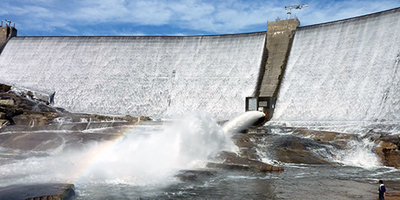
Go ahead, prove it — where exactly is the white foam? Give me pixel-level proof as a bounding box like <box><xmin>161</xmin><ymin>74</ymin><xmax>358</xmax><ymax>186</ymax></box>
<box><xmin>0</xmin><ymin>112</ymin><xmax>237</xmax><ymax>187</ymax></box>
<box><xmin>327</xmin><ymin>138</ymin><xmax>381</xmax><ymax>169</ymax></box>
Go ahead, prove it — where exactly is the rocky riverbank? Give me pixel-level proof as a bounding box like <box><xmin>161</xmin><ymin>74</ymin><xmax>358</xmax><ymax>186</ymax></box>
<box><xmin>0</xmin><ymin>83</ymin><xmax>149</xmax><ymax>132</ymax></box>
<box><xmin>0</xmin><ymin>183</ymin><xmax>75</xmax><ymax>200</ymax></box>
<box><xmin>0</xmin><ymin>83</ymin><xmax>152</xmax><ymax>199</ymax></box>
<box><xmin>232</xmin><ymin>126</ymin><xmax>400</xmax><ymax>169</ymax></box>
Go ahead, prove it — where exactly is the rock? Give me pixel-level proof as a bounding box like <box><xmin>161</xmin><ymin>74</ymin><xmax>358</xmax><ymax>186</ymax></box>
<box><xmin>208</xmin><ymin>151</ymin><xmax>284</xmax><ymax>172</ymax></box>
<box><xmin>0</xmin><ymin>132</ymin><xmax>64</xmax><ymax>151</ymax></box>
<box><xmin>378</xmin><ymin>180</ymin><xmax>400</xmax><ymax>200</ymax></box>
<box><xmin>0</xmin><ymin>93</ymin><xmax>59</xmax><ymax>113</ymax></box>
<box><xmin>294</xmin><ymin>129</ymin><xmax>400</xmax><ymax>168</ymax></box>
<box><xmin>206</xmin><ymin>162</ymin><xmax>284</xmax><ymax>172</ymax></box>
<box><xmin>8</xmin><ymin>85</ymin><xmax>54</xmax><ymax>105</ymax></box>
<box><xmin>0</xmin><ymin>111</ymin><xmax>5</xmax><ymax>118</ymax></box>
<box><xmin>379</xmin><ymin>134</ymin><xmax>400</xmax><ymax>147</ymax></box>
<box><xmin>0</xmin><ymin>119</ymin><xmax>9</xmax><ymax>125</ymax></box>
<box><xmin>0</xmin><ymin>87</ymin><xmax>148</xmax><ymax>130</ymax></box>
<box><xmin>0</xmin><ymin>183</ymin><xmax>75</xmax><ymax>200</ymax></box>
<box><xmin>12</xmin><ymin>112</ymin><xmax>59</xmax><ymax>127</ymax></box>
<box><xmin>248</xmin><ymin>126</ymin><xmax>400</xmax><ymax>168</ymax></box>
<box><xmin>267</xmin><ymin>134</ymin><xmax>335</xmax><ymax>164</ymax></box>
<box><xmin>0</xmin><ymin>93</ymin><xmax>61</xmax><ymax>128</ymax></box>
<box><xmin>0</xmin><ymin>98</ymin><xmax>14</xmax><ymax>106</ymax></box>
<box><xmin>12</xmin><ymin>112</ymin><xmax>59</xmax><ymax>126</ymax></box>
<box><xmin>139</xmin><ymin>116</ymin><xmax>151</xmax><ymax>121</ymax></box>
<box><xmin>175</xmin><ymin>170</ymin><xmax>216</xmax><ymax>181</ymax></box>
<box><xmin>375</xmin><ymin>134</ymin><xmax>400</xmax><ymax>168</ymax></box>
<box><xmin>0</xmin><ymin>93</ymin><xmax>58</xmax><ymax>118</ymax></box>
<box><xmin>234</xmin><ymin>131</ymin><xmax>336</xmax><ymax>165</ymax></box>
<box><xmin>231</xmin><ymin>134</ymin><xmax>262</xmax><ymax>160</ymax></box>
<box><xmin>274</xmin><ymin>147</ymin><xmax>332</xmax><ymax>164</ymax></box>
<box><xmin>62</xmin><ymin>113</ymin><xmax>149</xmax><ymax>123</ymax></box>
<box><xmin>0</xmin><ymin>83</ymin><xmax>11</xmax><ymax>93</ymax></box>
<box><xmin>386</xmin><ymin>192</ymin><xmax>400</xmax><ymax>200</ymax></box>
<box><xmin>292</xmin><ymin>128</ymin><xmax>358</xmax><ymax>150</ymax></box>
<box><xmin>206</xmin><ymin>162</ymin><xmax>253</xmax><ymax>171</ymax></box>
<box><xmin>0</xmin><ymin>119</ymin><xmax>9</xmax><ymax>130</ymax></box>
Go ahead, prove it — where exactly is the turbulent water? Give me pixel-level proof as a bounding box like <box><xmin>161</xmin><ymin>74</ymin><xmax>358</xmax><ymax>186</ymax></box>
<box><xmin>0</xmin><ymin>112</ymin><xmax>235</xmax><ymax>186</ymax></box>
<box><xmin>0</xmin><ymin>113</ymin><xmax>398</xmax><ymax>200</ymax></box>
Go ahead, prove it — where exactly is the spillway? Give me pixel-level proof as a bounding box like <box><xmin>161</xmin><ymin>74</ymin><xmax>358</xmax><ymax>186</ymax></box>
<box><xmin>272</xmin><ymin>8</ymin><xmax>400</xmax><ymax>125</ymax></box>
<box><xmin>0</xmin><ymin>33</ymin><xmax>266</xmax><ymax>120</ymax></box>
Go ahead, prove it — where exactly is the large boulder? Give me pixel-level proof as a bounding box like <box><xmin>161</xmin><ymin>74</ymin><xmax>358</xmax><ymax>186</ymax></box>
<box><xmin>0</xmin><ymin>93</ymin><xmax>60</xmax><ymax>126</ymax></box>
<box><xmin>374</xmin><ymin>134</ymin><xmax>400</xmax><ymax>168</ymax></box>
<box><xmin>0</xmin><ymin>83</ymin><xmax>11</xmax><ymax>93</ymax></box>
<box><xmin>0</xmin><ymin>132</ymin><xmax>64</xmax><ymax>151</ymax></box>
<box><xmin>12</xmin><ymin>112</ymin><xmax>59</xmax><ymax>126</ymax></box>
<box><xmin>256</xmin><ymin>127</ymin><xmax>400</xmax><ymax>168</ymax></box>
<box><xmin>0</xmin><ymin>83</ymin><xmax>149</xmax><ymax>131</ymax></box>
<box><xmin>8</xmin><ymin>85</ymin><xmax>55</xmax><ymax>105</ymax></box>
<box><xmin>175</xmin><ymin>170</ymin><xmax>216</xmax><ymax>181</ymax></box>
<box><xmin>232</xmin><ymin>131</ymin><xmax>337</xmax><ymax>165</ymax></box>
<box><xmin>291</xmin><ymin>128</ymin><xmax>359</xmax><ymax>149</ymax></box>
<box><xmin>269</xmin><ymin>135</ymin><xmax>334</xmax><ymax>164</ymax></box>
<box><xmin>0</xmin><ymin>183</ymin><xmax>75</xmax><ymax>200</ymax></box>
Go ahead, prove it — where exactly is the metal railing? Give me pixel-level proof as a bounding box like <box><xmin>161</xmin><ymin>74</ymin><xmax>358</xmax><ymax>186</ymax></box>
<box><xmin>1</xmin><ymin>20</ymin><xmax>15</xmax><ymax>28</ymax></box>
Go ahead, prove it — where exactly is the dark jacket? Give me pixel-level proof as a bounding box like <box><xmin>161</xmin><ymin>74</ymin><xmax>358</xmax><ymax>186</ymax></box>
<box><xmin>379</xmin><ymin>184</ymin><xmax>386</xmax><ymax>196</ymax></box>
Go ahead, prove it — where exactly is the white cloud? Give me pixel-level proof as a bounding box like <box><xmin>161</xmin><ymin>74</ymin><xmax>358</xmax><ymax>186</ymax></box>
<box><xmin>170</xmin><ymin>0</ymin><xmax>214</xmax><ymax>21</ymax></box>
<box><xmin>296</xmin><ymin>0</ymin><xmax>400</xmax><ymax>25</ymax></box>
<box><xmin>168</xmin><ymin>1</ymin><xmax>279</xmax><ymax>33</ymax></box>
<box><xmin>127</xmin><ymin>1</ymin><xmax>172</xmax><ymax>25</ymax></box>
<box><xmin>1</xmin><ymin>0</ymin><xmax>400</xmax><ymax>35</ymax></box>
<box><xmin>62</xmin><ymin>0</ymin><xmax>172</xmax><ymax>25</ymax></box>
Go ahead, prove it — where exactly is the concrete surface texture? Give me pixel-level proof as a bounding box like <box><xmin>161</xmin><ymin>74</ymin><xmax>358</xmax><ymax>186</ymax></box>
<box><xmin>272</xmin><ymin>7</ymin><xmax>400</xmax><ymax>123</ymax></box>
<box><xmin>0</xmin><ymin>26</ymin><xmax>17</xmax><ymax>53</ymax></box>
<box><xmin>258</xmin><ymin>18</ymin><xmax>300</xmax><ymax>97</ymax></box>
<box><xmin>0</xmin><ymin>33</ymin><xmax>265</xmax><ymax>120</ymax></box>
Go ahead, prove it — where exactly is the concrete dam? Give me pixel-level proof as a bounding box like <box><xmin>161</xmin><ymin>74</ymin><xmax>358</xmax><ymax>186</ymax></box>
<box><xmin>272</xmin><ymin>7</ymin><xmax>400</xmax><ymax>125</ymax></box>
<box><xmin>0</xmin><ymin>33</ymin><xmax>266</xmax><ymax>120</ymax></box>
<box><xmin>0</xmin><ymin>7</ymin><xmax>400</xmax><ymax>123</ymax></box>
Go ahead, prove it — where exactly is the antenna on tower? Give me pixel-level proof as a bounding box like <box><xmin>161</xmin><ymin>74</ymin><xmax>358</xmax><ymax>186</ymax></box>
<box><xmin>285</xmin><ymin>4</ymin><xmax>308</xmax><ymax>19</ymax></box>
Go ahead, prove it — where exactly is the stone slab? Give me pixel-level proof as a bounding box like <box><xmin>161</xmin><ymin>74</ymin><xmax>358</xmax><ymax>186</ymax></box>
<box><xmin>0</xmin><ymin>183</ymin><xmax>75</xmax><ymax>200</ymax></box>
<box><xmin>0</xmin><ymin>99</ymin><xmax>14</xmax><ymax>105</ymax></box>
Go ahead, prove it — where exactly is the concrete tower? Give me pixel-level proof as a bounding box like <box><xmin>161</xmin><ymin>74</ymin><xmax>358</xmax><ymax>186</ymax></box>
<box><xmin>247</xmin><ymin>18</ymin><xmax>300</xmax><ymax>120</ymax></box>
<box><xmin>0</xmin><ymin>20</ymin><xmax>17</xmax><ymax>54</ymax></box>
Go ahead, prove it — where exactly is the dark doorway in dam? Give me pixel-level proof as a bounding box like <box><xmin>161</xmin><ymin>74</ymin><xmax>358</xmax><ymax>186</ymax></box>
<box><xmin>245</xmin><ymin>96</ymin><xmax>276</xmax><ymax>121</ymax></box>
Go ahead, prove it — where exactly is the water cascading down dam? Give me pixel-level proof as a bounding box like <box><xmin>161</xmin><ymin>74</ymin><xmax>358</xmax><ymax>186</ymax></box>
<box><xmin>271</xmin><ymin>7</ymin><xmax>400</xmax><ymax>127</ymax></box>
<box><xmin>0</xmin><ymin>7</ymin><xmax>400</xmax><ymax>124</ymax></box>
<box><xmin>0</xmin><ymin>33</ymin><xmax>266</xmax><ymax>120</ymax></box>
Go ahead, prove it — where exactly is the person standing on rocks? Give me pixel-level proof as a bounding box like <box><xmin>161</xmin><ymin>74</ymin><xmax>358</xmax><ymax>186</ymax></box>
<box><xmin>378</xmin><ymin>180</ymin><xmax>386</xmax><ymax>200</ymax></box>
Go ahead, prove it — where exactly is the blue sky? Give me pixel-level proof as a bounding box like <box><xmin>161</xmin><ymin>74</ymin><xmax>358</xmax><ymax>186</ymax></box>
<box><xmin>1</xmin><ymin>0</ymin><xmax>400</xmax><ymax>36</ymax></box>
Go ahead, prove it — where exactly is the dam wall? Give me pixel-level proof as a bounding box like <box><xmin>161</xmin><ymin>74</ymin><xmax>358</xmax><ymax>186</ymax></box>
<box><xmin>2</xmin><ymin>7</ymin><xmax>400</xmax><ymax>123</ymax></box>
<box><xmin>272</xmin><ymin>7</ymin><xmax>400</xmax><ymax>124</ymax></box>
<box><xmin>0</xmin><ymin>33</ymin><xmax>266</xmax><ymax>120</ymax></box>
